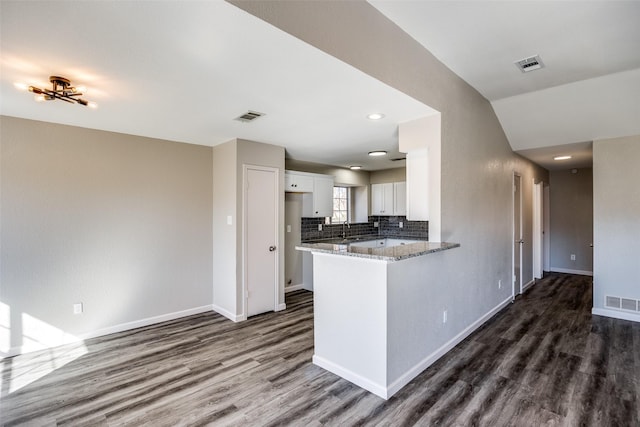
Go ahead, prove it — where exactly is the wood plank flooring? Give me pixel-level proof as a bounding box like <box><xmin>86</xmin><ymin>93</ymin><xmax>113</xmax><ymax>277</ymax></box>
<box><xmin>1</xmin><ymin>273</ymin><xmax>638</xmax><ymax>426</ymax></box>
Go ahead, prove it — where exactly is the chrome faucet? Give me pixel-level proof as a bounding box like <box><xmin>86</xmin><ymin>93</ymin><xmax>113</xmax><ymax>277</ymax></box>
<box><xmin>341</xmin><ymin>220</ymin><xmax>351</xmax><ymax>239</ymax></box>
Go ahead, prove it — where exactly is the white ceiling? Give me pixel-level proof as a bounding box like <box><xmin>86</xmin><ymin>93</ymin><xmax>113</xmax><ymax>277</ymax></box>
<box><xmin>370</xmin><ymin>0</ymin><xmax>640</xmax><ymax>170</ymax></box>
<box><xmin>2</xmin><ymin>1</ymin><xmax>639</xmax><ymax>172</ymax></box>
<box><xmin>0</xmin><ymin>1</ymin><xmax>436</xmax><ymax>171</ymax></box>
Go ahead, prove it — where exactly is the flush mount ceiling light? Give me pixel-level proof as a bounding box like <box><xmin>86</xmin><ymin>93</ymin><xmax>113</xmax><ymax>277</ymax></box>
<box><xmin>554</xmin><ymin>155</ymin><xmax>572</xmax><ymax>161</ymax></box>
<box><xmin>367</xmin><ymin>113</ymin><xmax>385</xmax><ymax>120</ymax></box>
<box><xmin>25</xmin><ymin>76</ymin><xmax>97</xmax><ymax>108</ymax></box>
<box><xmin>368</xmin><ymin>150</ymin><xmax>387</xmax><ymax>157</ymax></box>
<box><xmin>349</xmin><ymin>165</ymin><xmax>362</xmax><ymax>170</ymax></box>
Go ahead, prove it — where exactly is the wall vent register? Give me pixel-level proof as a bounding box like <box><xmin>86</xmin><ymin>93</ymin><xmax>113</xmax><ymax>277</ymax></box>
<box><xmin>605</xmin><ymin>295</ymin><xmax>640</xmax><ymax>312</ymax></box>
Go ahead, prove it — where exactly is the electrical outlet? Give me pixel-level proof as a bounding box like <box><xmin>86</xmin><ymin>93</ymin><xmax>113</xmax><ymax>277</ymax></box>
<box><xmin>399</xmin><ymin>221</ymin><xmax>404</xmax><ymax>228</ymax></box>
<box><xmin>374</xmin><ymin>221</ymin><xmax>379</xmax><ymax>228</ymax></box>
<box><xmin>73</xmin><ymin>303</ymin><xmax>83</xmax><ymax>314</ymax></box>
<box><xmin>318</xmin><ymin>224</ymin><xmax>322</xmax><ymax>231</ymax></box>
<box><xmin>286</xmin><ymin>224</ymin><xmax>291</xmax><ymax>233</ymax></box>
<box><xmin>443</xmin><ymin>309</ymin><xmax>447</xmax><ymax>324</ymax></box>
<box><xmin>570</xmin><ymin>254</ymin><xmax>576</xmax><ymax>261</ymax></box>
<box><xmin>226</xmin><ymin>215</ymin><xmax>232</xmax><ymax>225</ymax></box>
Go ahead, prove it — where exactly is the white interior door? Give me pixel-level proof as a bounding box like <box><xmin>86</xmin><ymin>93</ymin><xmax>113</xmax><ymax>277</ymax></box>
<box><xmin>513</xmin><ymin>173</ymin><xmax>523</xmax><ymax>298</ymax></box>
<box><xmin>245</xmin><ymin>165</ymin><xmax>278</xmax><ymax>317</ymax></box>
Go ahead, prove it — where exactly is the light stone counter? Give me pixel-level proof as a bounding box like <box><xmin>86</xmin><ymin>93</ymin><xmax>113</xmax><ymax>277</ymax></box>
<box><xmin>296</xmin><ymin>240</ymin><xmax>459</xmax><ymax>262</ymax></box>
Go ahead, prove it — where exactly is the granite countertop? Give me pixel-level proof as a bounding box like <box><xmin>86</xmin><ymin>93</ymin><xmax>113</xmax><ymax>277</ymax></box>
<box><xmin>296</xmin><ymin>237</ymin><xmax>460</xmax><ymax>262</ymax></box>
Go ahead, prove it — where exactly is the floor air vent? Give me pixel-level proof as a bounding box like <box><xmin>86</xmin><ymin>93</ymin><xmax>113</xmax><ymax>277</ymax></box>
<box><xmin>234</xmin><ymin>111</ymin><xmax>265</xmax><ymax>123</ymax></box>
<box><xmin>514</xmin><ymin>55</ymin><xmax>544</xmax><ymax>73</ymax></box>
<box><xmin>605</xmin><ymin>295</ymin><xmax>639</xmax><ymax>312</ymax></box>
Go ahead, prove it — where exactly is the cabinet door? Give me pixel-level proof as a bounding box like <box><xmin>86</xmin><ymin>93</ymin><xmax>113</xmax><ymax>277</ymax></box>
<box><xmin>371</xmin><ymin>183</ymin><xmax>385</xmax><ymax>215</ymax></box>
<box><xmin>406</xmin><ymin>149</ymin><xmax>429</xmax><ymax>220</ymax></box>
<box><xmin>371</xmin><ymin>183</ymin><xmax>394</xmax><ymax>215</ymax></box>
<box><xmin>285</xmin><ymin>172</ymin><xmax>313</xmax><ymax>192</ymax></box>
<box><xmin>394</xmin><ymin>181</ymin><xmax>407</xmax><ymax>215</ymax></box>
<box><xmin>313</xmin><ymin>177</ymin><xmax>334</xmax><ymax>217</ymax></box>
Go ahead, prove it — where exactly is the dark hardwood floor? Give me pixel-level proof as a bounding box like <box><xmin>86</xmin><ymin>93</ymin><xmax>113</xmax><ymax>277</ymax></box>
<box><xmin>1</xmin><ymin>273</ymin><xmax>638</xmax><ymax>426</ymax></box>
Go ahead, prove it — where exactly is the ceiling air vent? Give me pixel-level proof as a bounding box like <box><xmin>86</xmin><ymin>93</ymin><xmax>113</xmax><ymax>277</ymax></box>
<box><xmin>234</xmin><ymin>110</ymin><xmax>265</xmax><ymax>123</ymax></box>
<box><xmin>390</xmin><ymin>157</ymin><xmax>406</xmax><ymax>162</ymax></box>
<box><xmin>514</xmin><ymin>55</ymin><xmax>544</xmax><ymax>73</ymax></box>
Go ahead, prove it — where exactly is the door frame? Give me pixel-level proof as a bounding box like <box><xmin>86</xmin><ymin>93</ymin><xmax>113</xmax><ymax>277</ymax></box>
<box><xmin>512</xmin><ymin>172</ymin><xmax>523</xmax><ymax>300</ymax></box>
<box><xmin>533</xmin><ymin>180</ymin><xmax>544</xmax><ymax>280</ymax></box>
<box><xmin>242</xmin><ymin>164</ymin><xmax>280</xmax><ymax>319</ymax></box>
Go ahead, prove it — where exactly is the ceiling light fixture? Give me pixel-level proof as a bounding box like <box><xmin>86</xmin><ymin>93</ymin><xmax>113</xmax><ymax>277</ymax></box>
<box><xmin>368</xmin><ymin>150</ymin><xmax>387</xmax><ymax>157</ymax></box>
<box><xmin>367</xmin><ymin>113</ymin><xmax>385</xmax><ymax>120</ymax></box>
<box><xmin>349</xmin><ymin>165</ymin><xmax>362</xmax><ymax>170</ymax></box>
<box><xmin>26</xmin><ymin>76</ymin><xmax>97</xmax><ymax>108</ymax></box>
<box><xmin>554</xmin><ymin>155</ymin><xmax>572</xmax><ymax>161</ymax></box>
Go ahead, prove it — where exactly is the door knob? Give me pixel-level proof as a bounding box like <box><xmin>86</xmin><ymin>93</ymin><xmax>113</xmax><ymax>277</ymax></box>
<box><xmin>269</xmin><ymin>246</ymin><xmax>276</xmax><ymax>252</ymax></box>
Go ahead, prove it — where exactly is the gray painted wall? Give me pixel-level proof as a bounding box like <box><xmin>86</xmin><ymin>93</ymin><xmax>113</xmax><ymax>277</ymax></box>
<box><xmin>593</xmin><ymin>135</ymin><xmax>640</xmax><ymax>321</ymax></box>
<box><xmin>549</xmin><ymin>168</ymin><xmax>593</xmax><ymax>274</ymax></box>
<box><xmin>369</xmin><ymin>167</ymin><xmax>406</xmax><ymax>184</ymax></box>
<box><xmin>234</xmin><ymin>1</ymin><xmax>548</xmax><ymax>341</ymax></box>
<box><xmin>1</xmin><ymin>116</ymin><xmax>213</xmax><ymax>355</ymax></box>
<box><xmin>212</xmin><ymin>139</ymin><xmax>285</xmax><ymax>319</ymax></box>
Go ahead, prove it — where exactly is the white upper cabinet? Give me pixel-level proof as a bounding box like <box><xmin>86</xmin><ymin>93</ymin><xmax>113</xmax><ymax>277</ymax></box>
<box><xmin>286</xmin><ymin>170</ymin><xmax>334</xmax><ymax>218</ymax></box>
<box><xmin>394</xmin><ymin>181</ymin><xmax>407</xmax><ymax>216</ymax></box>
<box><xmin>371</xmin><ymin>182</ymin><xmax>406</xmax><ymax>216</ymax></box>
<box><xmin>285</xmin><ymin>171</ymin><xmax>314</xmax><ymax>192</ymax></box>
<box><xmin>311</xmin><ymin>176</ymin><xmax>334</xmax><ymax>217</ymax></box>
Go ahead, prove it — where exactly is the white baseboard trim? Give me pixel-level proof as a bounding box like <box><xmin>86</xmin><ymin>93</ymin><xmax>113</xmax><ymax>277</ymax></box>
<box><xmin>2</xmin><ymin>304</ymin><xmax>214</xmax><ymax>359</ymax></box>
<box><xmin>285</xmin><ymin>284</ymin><xmax>305</xmax><ymax>293</ymax></box>
<box><xmin>313</xmin><ymin>355</ymin><xmax>388</xmax><ymax>399</ymax></box>
<box><xmin>386</xmin><ymin>295</ymin><xmax>512</xmax><ymax>398</ymax></box>
<box><xmin>312</xmin><ymin>296</ymin><xmax>512</xmax><ymax>400</ymax></box>
<box><xmin>522</xmin><ymin>279</ymin><xmax>535</xmax><ymax>292</ymax></box>
<box><xmin>592</xmin><ymin>307</ymin><xmax>640</xmax><ymax>323</ymax></box>
<box><xmin>276</xmin><ymin>303</ymin><xmax>287</xmax><ymax>311</ymax></box>
<box><xmin>212</xmin><ymin>304</ymin><xmax>244</xmax><ymax>322</ymax></box>
<box><xmin>550</xmin><ymin>267</ymin><xmax>593</xmax><ymax>276</ymax></box>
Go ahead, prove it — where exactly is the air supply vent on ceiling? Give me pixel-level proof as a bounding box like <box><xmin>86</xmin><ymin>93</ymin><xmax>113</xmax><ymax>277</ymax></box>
<box><xmin>234</xmin><ymin>111</ymin><xmax>265</xmax><ymax>123</ymax></box>
<box><xmin>390</xmin><ymin>157</ymin><xmax>406</xmax><ymax>162</ymax></box>
<box><xmin>514</xmin><ymin>55</ymin><xmax>544</xmax><ymax>73</ymax></box>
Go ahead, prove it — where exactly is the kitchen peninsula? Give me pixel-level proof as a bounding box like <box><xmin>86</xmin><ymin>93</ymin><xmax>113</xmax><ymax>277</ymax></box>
<box><xmin>297</xmin><ymin>239</ymin><xmax>460</xmax><ymax>399</ymax></box>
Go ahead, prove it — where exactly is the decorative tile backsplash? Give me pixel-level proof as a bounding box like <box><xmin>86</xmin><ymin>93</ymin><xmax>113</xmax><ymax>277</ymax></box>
<box><xmin>301</xmin><ymin>216</ymin><xmax>428</xmax><ymax>242</ymax></box>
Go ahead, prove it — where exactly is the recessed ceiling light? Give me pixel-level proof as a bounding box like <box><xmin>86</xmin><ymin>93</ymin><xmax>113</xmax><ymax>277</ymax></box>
<box><xmin>367</xmin><ymin>113</ymin><xmax>385</xmax><ymax>120</ymax></box>
<box><xmin>368</xmin><ymin>150</ymin><xmax>387</xmax><ymax>157</ymax></box>
<box><xmin>349</xmin><ymin>165</ymin><xmax>362</xmax><ymax>170</ymax></box>
<box><xmin>554</xmin><ymin>155</ymin><xmax>572</xmax><ymax>161</ymax></box>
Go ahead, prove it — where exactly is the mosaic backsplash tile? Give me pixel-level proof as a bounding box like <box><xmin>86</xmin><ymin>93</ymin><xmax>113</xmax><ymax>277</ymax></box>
<box><xmin>301</xmin><ymin>216</ymin><xmax>428</xmax><ymax>242</ymax></box>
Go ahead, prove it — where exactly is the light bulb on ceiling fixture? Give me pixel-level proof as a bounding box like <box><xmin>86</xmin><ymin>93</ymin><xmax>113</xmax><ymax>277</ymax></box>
<box><xmin>554</xmin><ymin>155</ymin><xmax>572</xmax><ymax>161</ymax></box>
<box><xmin>350</xmin><ymin>165</ymin><xmax>362</xmax><ymax>170</ymax></box>
<box><xmin>23</xmin><ymin>76</ymin><xmax>96</xmax><ymax>108</ymax></box>
<box><xmin>368</xmin><ymin>150</ymin><xmax>387</xmax><ymax>157</ymax></box>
